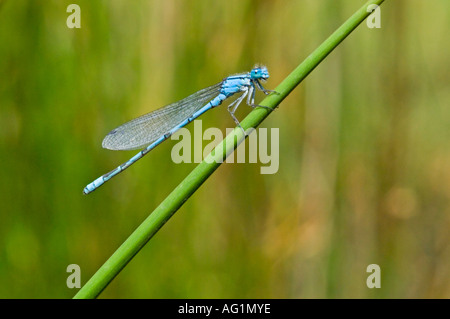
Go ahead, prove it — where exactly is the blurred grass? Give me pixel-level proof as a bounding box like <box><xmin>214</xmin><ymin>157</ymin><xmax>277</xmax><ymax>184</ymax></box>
<box><xmin>0</xmin><ymin>0</ymin><xmax>449</xmax><ymax>298</ymax></box>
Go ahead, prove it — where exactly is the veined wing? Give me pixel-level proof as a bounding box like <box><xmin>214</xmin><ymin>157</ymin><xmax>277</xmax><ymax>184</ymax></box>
<box><xmin>102</xmin><ymin>82</ymin><xmax>222</xmax><ymax>151</ymax></box>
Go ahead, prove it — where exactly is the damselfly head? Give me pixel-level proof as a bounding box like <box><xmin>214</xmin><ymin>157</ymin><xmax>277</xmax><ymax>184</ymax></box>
<box><xmin>251</xmin><ymin>65</ymin><xmax>269</xmax><ymax>81</ymax></box>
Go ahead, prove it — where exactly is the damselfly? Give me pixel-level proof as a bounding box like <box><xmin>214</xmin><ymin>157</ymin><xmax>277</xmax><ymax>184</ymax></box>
<box><xmin>83</xmin><ymin>65</ymin><xmax>274</xmax><ymax>194</ymax></box>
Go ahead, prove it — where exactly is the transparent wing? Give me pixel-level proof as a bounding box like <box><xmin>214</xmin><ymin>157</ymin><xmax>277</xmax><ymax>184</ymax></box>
<box><xmin>102</xmin><ymin>82</ymin><xmax>222</xmax><ymax>151</ymax></box>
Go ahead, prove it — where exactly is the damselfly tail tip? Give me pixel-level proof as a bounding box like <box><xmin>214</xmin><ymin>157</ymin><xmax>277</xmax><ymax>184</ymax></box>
<box><xmin>83</xmin><ymin>184</ymin><xmax>95</xmax><ymax>195</ymax></box>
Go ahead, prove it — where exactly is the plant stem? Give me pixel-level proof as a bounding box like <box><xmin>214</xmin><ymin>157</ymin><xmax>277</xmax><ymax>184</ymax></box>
<box><xmin>74</xmin><ymin>0</ymin><xmax>386</xmax><ymax>299</ymax></box>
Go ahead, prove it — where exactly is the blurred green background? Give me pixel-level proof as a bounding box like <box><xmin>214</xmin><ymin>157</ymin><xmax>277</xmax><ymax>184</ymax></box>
<box><xmin>0</xmin><ymin>0</ymin><xmax>449</xmax><ymax>298</ymax></box>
